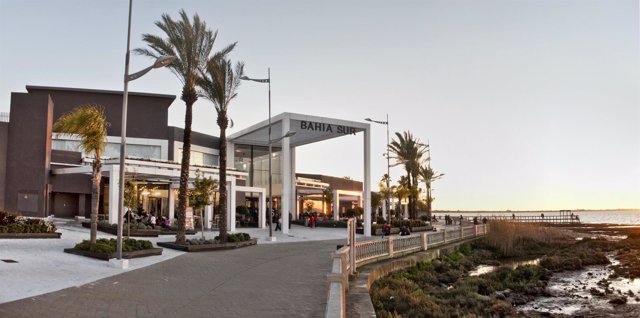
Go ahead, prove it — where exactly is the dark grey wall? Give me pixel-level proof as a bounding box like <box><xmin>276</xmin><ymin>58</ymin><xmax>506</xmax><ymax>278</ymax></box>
<box><xmin>51</xmin><ymin>149</ymin><xmax>82</xmax><ymax>164</ymax></box>
<box><xmin>49</xmin><ymin>151</ymin><xmax>92</xmax><ymax>194</ymax></box>
<box><xmin>0</xmin><ymin>122</ymin><xmax>8</xmax><ymax>210</ymax></box>
<box><xmin>167</xmin><ymin>126</ymin><xmax>220</xmax><ymax>161</ymax></box>
<box><xmin>5</xmin><ymin>93</ymin><xmax>53</xmax><ymax>216</ymax></box>
<box><xmin>51</xmin><ymin>174</ymin><xmax>92</xmax><ymax>195</ymax></box>
<box><xmin>26</xmin><ymin>86</ymin><xmax>175</xmax><ymax>140</ymax></box>
<box><xmin>52</xmin><ymin>192</ymin><xmax>78</xmax><ymax>217</ymax></box>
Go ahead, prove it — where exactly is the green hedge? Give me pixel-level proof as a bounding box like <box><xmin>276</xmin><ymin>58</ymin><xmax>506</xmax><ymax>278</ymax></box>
<box><xmin>74</xmin><ymin>238</ymin><xmax>153</xmax><ymax>253</ymax></box>
<box><xmin>98</xmin><ymin>220</ymin><xmax>154</xmax><ymax>230</ymax></box>
<box><xmin>187</xmin><ymin>232</ymin><xmax>252</xmax><ymax>245</ymax></box>
<box><xmin>0</xmin><ymin>211</ymin><xmax>57</xmax><ymax>233</ymax></box>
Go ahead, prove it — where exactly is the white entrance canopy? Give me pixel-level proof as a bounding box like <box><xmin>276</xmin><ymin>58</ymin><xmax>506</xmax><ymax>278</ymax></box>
<box><xmin>228</xmin><ymin>112</ymin><xmax>372</xmax><ymax>237</ymax></box>
<box><xmin>229</xmin><ymin>113</ymin><xmax>369</xmax><ymax>147</ymax></box>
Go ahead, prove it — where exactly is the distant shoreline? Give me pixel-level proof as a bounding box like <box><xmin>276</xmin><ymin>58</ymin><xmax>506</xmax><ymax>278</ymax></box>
<box><xmin>433</xmin><ymin>209</ymin><xmax>639</xmax><ymax>213</ymax></box>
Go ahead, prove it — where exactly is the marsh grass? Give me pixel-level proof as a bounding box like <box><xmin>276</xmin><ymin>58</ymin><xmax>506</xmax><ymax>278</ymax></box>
<box><xmin>484</xmin><ymin>221</ymin><xmax>570</xmax><ymax>257</ymax></box>
<box><xmin>371</xmin><ymin>224</ymin><xmax>640</xmax><ymax>317</ymax></box>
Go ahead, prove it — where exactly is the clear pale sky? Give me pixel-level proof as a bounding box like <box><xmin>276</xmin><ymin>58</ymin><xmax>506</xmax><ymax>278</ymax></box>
<box><xmin>1</xmin><ymin>0</ymin><xmax>638</xmax><ymax>210</ymax></box>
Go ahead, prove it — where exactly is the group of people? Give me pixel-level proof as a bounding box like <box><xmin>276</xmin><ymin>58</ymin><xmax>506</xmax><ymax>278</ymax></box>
<box><xmin>380</xmin><ymin>222</ymin><xmax>411</xmax><ymax>239</ymax></box>
<box><xmin>472</xmin><ymin>216</ymin><xmax>489</xmax><ymax>225</ymax></box>
<box><xmin>124</xmin><ymin>210</ymin><xmax>172</xmax><ymax>229</ymax></box>
<box><xmin>443</xmin><ymin>214</ymin><xmax>463</xmax><ymax>225</ymax></box>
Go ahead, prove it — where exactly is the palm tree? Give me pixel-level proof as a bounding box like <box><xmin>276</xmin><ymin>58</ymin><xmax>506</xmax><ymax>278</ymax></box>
<box><xmin>53</xmin><ymin>105</ymin><xmax>108</xmax><ymax>244</ymax></box>
<box><xmin>419</xmin><ymin>165</ymin><xmax>444</xmax><ymax>221</ymax></box>
<box><xmin>388</xmin><ymin>131</ymin><xmax>427</xmax><ymax>219</ymax></box>
<box><xmin>392</xmin><ymin>183</ymin><xmax>409</xmax><ymax>220</ymax></box>
<box><xmin>134</xmin><ymin>10</ymin><xmax>235</xmax><ymax>244</ymax></box>
<box><xmin>378</xmin><ymin>174</ymin><xmax>392</xmax><ymax>219</ymax></box>
<box><xmin>197</xmin><ymin>57</ymin><xmax>244</xmax><ymax>241</ymax></box>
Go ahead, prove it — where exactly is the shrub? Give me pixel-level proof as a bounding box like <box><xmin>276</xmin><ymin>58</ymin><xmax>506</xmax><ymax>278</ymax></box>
<box><xmin>213</xmin><ymin>232</ymin><xmax>251</xmax><ymax>243</ymax></box>
<box><xmin>74</xmin><ymin>238</ymin><xmax>154</xmax><ymax>253</ymax></box>
<box><xmin>345</xmin><ymin>207</ymin><xmax>364</xmax><ymax>218</ymax></box>
<box><xmin>391</xmin><ymin>220</ymin><xmax>425</xmax><ymax>228</ymax></box>
<box><xmin>0</xmin><ymin>211</ymin><xmax>56</xmax><ymax>233</ymax></box>
<box><xmin>236</xmin><ymin>206</ymin><xmax>249</xmax><ymax>215</ymax></box>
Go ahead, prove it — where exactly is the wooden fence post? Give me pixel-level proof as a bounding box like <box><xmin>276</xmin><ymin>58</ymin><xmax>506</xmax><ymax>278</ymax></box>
<box><xmin>421</xmin><ymin>232</ymin><xmax>428</xmax><ymax>251</ymax></box>
<box><xmin>443</xmin><ymin>229</ymin><xmax>447</xmax><ymax>243</ymax></box>
<box><xmin>388</xmin><ymin>236</ymin><xmax>394</xmax><ymax>257</ymax></box>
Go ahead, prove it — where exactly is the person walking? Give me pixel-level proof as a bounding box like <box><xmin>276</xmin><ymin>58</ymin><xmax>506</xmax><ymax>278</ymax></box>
<box><xmin>275</xmin><ymin>213</ymin><xmax>282</xmax><ymax>231</ymax></box>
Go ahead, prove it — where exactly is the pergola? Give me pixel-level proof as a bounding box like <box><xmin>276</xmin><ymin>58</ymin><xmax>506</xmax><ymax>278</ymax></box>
<box><xmin>51</xmin><ymin>158</ymin><xmax>266</xmax><ymax>231</ymax></box>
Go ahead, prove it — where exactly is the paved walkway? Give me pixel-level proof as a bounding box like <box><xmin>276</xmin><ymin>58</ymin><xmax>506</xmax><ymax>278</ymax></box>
<box><xmin>0</xmin><ymin>237</ymin><xmax>341</xmax><ymax>317</ymax></box>
<box><xmin>0</xmin><ymin>219</ymin><xmax>351</xmax><ymax>317</ymax></box>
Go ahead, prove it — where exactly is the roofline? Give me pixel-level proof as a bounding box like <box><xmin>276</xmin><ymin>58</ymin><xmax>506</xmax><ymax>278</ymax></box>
<box><xmin>229</xmin><ymin>112</ymin><xmax>370</xmax><ymax>141</ymax></box>
<box><xmin>26</xmin><ymin>85</ymin><xmax>176</xmax><ymax>101</ymax></box>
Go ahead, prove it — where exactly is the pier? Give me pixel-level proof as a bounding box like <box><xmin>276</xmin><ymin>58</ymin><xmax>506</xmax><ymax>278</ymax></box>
<box><xmin>444</xmin><ymin>210</ymin><xmax>581</xmax><ymax>225</ymax></box>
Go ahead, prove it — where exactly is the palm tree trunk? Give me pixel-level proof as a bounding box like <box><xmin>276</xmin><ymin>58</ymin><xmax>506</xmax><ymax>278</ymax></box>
<box><xmin>217</xmin><ymin>112</ymin><xmax>228</xmax><ymax>241</ymax></box>
<box><xmin>90</xmin><ymin>158</ymin><xmax>102</xmax><ymax>244</ymax></box>
<box><xmin>176</xmin><ymin>86</ymin><xmax>196</xmax><ymax>245</ymax></box>
<box><xmin>411</xmin><ymin>174</ymin><xmax>418</xmax><ymax>219</ymax></box>
<box><xmin>406</xmin><ymin>171</ymin><xmax>413</xmax><ymax>219</ymax></box>
<box><xmin>426</xmin><ymin>182</ymin><xmax>432</xmax><ymax>221</ymax></box>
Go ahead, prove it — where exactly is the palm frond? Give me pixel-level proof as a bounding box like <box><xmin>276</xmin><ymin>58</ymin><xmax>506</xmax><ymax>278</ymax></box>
<box><xmin>135</xmin><ymin>10</ymin><xmax>234</xmax><ymax>94</ymax></box>
<box><xmin>53</xmin><ymin>105</ymin><xmax>109</xmax><ymax>159</ymax></box>
<box><xmin>197</xmin><ymin>57</ymin><xmax>244</xmax><ymax>120</ymax></box>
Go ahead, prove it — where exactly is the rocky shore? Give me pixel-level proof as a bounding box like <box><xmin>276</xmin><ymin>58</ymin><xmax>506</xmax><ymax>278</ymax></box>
<box><xmin>370</xmin><ymin>222</ymin><xmax>640</xmax><ymax>317</ymax></box>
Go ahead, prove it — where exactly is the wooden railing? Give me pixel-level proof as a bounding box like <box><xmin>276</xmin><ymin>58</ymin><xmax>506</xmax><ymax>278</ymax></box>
<box><xmin>325</xmin><ymin>222</ymin><xmax>489</xmax><ymax>318</ymax></box>
<box><xmin>353</xmin><ymin>224</ymin><xmax>488</xmax><ymax>267</ymax></box>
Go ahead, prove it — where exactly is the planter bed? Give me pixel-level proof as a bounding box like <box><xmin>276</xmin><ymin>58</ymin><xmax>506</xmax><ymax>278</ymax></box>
<box><xmin>373</xmin><ymin>228</ymin><xmax>401</xmax><ymax>236</ymax></box>
<box><xmin>159</xmin><ymin>229</ymin><xmax>198</xmax><ymax>235</ymax></box>
<box><xmin>292</xmin><ymin>220</ymin><xmax>349</xmax><ymax>228</ymax></box>
<box><xmin>410</xmin><ymin>226</ymin><xmax>433</xmax><ymax>233</ymax></box>
<box><xmin>82</xmin><ymin>222</ymin><xmax>161</xmax><ymax>237</ymax></box>
<box><xmin>63</xmin><ymin>247</ymin><xmax>163</xmax><ymax>261</ymax></box>
<box><xmin>157</xmin><ymin>238</ymin><xmax>257</xmax><ymax>252</ymax></box>
<box><xmin>0</xmin><ymin>232</ymin><xmax>62</xmax><ymax>239</ymax></box>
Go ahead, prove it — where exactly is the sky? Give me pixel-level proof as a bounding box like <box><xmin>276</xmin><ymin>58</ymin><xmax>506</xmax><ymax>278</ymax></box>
<box><xmin>0</xmin><ymin>0</ymin><xmax>638</xmax><ymax>211</ymax></box>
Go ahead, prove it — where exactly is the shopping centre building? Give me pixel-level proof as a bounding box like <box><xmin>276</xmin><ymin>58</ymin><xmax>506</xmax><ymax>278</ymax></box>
<box><xmin>0</xmin><ymin>86</ymin><xmax>372</xmax><ymax>236</ymax></box>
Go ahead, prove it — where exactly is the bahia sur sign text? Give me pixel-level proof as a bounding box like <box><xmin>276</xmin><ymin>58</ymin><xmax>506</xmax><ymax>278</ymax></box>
<box><xmin>300</xmin><ymin>121</ymin><xmax>357</xmax><ymax>135</ymax></box>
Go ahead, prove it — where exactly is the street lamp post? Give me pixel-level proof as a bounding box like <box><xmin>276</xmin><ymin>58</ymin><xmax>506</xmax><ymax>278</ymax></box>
<box><xmin>116</xmin><ymin>0</ymin><xmax>175</xmax><ymax>262</ymax></box>
<box><xmin>241</xmin><ymin>69</ymin><xmax>295</xmax><ymax>241</ymax></box>
<box><xmin>365</xmin><ymin>115</ymin><xmax>390</xmax><ymax>220</ymax></box>
<box><xmin>424</xmin><ymin>144</ymin><xmax>444</xmax><ymax>222</ymax></box>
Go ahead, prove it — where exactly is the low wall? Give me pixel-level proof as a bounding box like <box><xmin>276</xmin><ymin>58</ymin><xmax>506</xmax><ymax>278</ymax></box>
<box><xmin>324</xmin><ymin>224</ymin><xmax>488</xmax><ymax>318</ymax></box>
<box><xmin>346</xmin><ymin>240</ymin><xmax>470</xmax><ymax>318</ymax></box>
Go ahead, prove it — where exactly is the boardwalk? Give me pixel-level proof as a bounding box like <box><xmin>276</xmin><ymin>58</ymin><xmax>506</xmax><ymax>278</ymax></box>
<box><xmin>0</xmin><ymin>239</ymin><xmax>340</xmax><ymax>318</ymax></box>
<box><xmin>439</xmin><ymin>213</ymin><xmax>581</xmax><ymax>225</ymax></box>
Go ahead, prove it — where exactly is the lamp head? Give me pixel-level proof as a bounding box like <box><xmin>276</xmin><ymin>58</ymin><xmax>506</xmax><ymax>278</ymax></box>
<box><xmin>153</xmin><ymin>56</ymin><xmax>176</xmax><ymax>68</ymax></box>
<box><xmin>283</xmin><ymin>130</ymin><xmax>296</xmax><ymax>138</ymax></box>
<box><xmin>364</xmin><ymin>118</ymin><xmax>372</xmax><ymax>122</ymax></box>
<box><xmin>240</xmin><ymin>76</ymin><xmax>250</xmax><ymax>80</ymax></box>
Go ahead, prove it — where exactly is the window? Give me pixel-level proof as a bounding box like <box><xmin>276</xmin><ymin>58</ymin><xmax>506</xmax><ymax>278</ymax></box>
<box><xmin>53</xmin><ymin>139</ymin><xmax>161</xmax><ymax>159</ymax></box>
<box><xmin>177</xmin><ymin>150</ymin><xmax>219</xmax><ymax>167</ymax></box>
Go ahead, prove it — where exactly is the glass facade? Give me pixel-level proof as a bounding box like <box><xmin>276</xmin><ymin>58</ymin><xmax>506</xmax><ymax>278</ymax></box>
<box><xmin>52</xmin><ymin>139</ymin><xmax>162</xmax><ymax>160</ymax></box>
<box><xmin>176</xmin><ymin>149</ymin><xmax>219</xmax><ymax>166</ymax></box>
<box><xmin>233</xmin><ymin>144</ymin><xmax>282</xmax><ymax>193</ymax></box>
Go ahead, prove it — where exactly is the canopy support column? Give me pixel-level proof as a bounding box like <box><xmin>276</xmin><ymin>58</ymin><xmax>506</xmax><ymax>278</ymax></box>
<box><xmin>364</xmin><ymin>126</ymin><xmax>372</xmax><ymax>237</ymax></box>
